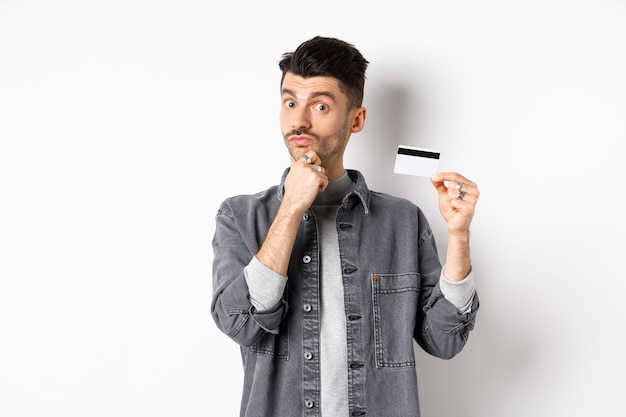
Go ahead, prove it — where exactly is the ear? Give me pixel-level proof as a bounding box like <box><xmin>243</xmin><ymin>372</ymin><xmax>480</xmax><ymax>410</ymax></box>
<box><xmin>350</xmin><ymin>107</ymin><xmax>367</xmax><ymax>133</ymax></box>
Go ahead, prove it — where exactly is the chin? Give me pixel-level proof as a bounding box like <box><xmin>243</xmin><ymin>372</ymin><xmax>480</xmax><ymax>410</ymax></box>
<box><xmin>288</xmin><ymin>147</ymin><xmax>307</xmax><ymax>160</ymax></box>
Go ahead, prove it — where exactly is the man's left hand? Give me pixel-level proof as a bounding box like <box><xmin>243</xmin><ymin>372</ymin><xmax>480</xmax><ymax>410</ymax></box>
<box><xmin>431</xmin><ymin>172</ymin><xmax>479</xmax><ymax>236</ymax></box>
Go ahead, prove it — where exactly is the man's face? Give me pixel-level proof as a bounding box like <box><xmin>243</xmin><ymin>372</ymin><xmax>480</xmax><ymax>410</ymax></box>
<box><xmin>280</xmin><ymin>73</ymin><xmax>360</xmax><ymax>169</ymax></box>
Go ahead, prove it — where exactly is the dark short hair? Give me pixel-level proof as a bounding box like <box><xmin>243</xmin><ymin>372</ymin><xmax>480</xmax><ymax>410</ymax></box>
<box><xmin>278</xmin><ymin>36</ymin><xmax>369</xmax><ymax>109</ymax></box>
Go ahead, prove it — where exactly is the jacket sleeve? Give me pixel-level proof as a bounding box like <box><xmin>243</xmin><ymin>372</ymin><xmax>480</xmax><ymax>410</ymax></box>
<box><xmin>413</xmin><ymin>213</ymin><xmax>479</xmax><ymax>359</ymax></box>
<box><xmin>210</xmin><ymin>201</ymin><xmax>288</xmax><ymax>347</ymax></box>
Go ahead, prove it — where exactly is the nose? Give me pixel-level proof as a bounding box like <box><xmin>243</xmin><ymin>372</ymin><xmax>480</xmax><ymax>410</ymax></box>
<box><xmin>291</xmin><ymin>107</ymin><xmax>311</xmax><ymax>131</ymax></box>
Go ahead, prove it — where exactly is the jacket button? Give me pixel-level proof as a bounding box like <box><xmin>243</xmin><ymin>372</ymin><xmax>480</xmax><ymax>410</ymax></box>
<box><xmin>304</xmin><ymin>351</ymin><xmax>313</xmax><ymax>360</ymax></box>
<box><xmin>305</xmin><ymin>400</ymin><xmax>314</xmax><ymax>408</ymax></box>
<box><xmin>303</xmin><ymin>214</ymin><xmax>309</xmax><ymax>221</ymax></box>
<box><xmin>302</xmin><ymin>255</ymin><xmax>311</xmax><ymax>264</ymax></box>
<box><xmin>303</xmin><ymin>304</ymin><xmax>312</xmax><ymax>312</ymax></box>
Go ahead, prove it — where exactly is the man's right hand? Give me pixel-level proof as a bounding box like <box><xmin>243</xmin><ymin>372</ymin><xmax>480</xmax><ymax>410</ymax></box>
<box><xmin>282</xmin><ymin>151</ymin><xmax>328</xmax><ymax>215</ymax></box>
<box><xmin>256</xmin><ymin>151</ymin><xmax>327</xmax><ymax>276</ymax></box>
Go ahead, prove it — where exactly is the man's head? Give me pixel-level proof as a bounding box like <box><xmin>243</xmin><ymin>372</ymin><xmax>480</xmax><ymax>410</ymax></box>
<box><xmin>278</xmin><ymin>36</ymin><xmax>369</xmax><ymax>110</ymax></box>
<box><xmin>279</xmin><ymin>37</ymin><xmax>369</xmax><ymax>180</ymax></box>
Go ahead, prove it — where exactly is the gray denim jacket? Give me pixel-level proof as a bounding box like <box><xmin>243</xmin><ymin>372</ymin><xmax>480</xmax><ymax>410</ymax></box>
<box><xmin>211</xmin><ymin>169</ymin><xmax>479</xmax><ymax>417</ymax></box>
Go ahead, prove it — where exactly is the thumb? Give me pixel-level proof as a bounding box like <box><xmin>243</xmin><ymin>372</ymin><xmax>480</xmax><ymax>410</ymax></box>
<box><xmin>430</xmin><ymin>173</ymin><xmax>446</xmax><ymax>192</ymax></box>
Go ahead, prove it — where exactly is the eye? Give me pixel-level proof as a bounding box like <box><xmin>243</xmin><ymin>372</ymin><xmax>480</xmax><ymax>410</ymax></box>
<box><xmin>314</xmin><ymin>103</ymin><xmax>328</xmax><ymax>112</ymax></box>
<box><xmin>284</xmin><ymin>100</ymin><xmax>296</xmax><ymax>108</ymax></box>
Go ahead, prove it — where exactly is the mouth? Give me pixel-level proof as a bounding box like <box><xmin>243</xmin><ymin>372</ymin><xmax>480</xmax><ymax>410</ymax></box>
<box><xmin>288</xmin><ymin>134</ymin><xmax>312</xmax><ymax>147</ymax></box>
<box><xmin>286</xmin><ymin>127</ymin><xmax>319</xmax><ymax>148</ymax></box>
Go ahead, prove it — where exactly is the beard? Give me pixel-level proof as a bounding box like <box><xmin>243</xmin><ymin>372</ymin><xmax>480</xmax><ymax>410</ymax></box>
<box><xmin>284</xmin><ymin>118</ymin><xmax>351</xmax><ymax>162</ymax></box>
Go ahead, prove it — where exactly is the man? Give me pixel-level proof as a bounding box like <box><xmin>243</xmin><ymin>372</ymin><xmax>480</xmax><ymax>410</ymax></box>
<box><xmin>211</xmin><ymin>36</ymin><xmax>480</xmax><ymax>417</ymax></box>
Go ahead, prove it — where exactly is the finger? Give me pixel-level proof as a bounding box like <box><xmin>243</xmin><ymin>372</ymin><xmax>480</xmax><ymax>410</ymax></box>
<box><xmin>447</xmin><ymin>189</ymin><xmax>481</xmax><ymax>212</ymax></box>
<box><xmin>450</xmin><ymin>198</ymin><xmax>477</xmax><ymax>217</ymax></box>
<box><xmin>318</xmin><ymin>177</ymin><xmax>329</xmax><ymax>192</ymax></box>
<box><xmin>452</xmin><ymin>183</ymin><xmax>480</xmax><ymax>200</ymax></box>
<box><xmin>449</xmin><ymin>190</ymin><xmax>477</xmax><ymax>205</ymax></box>
<box><xmin>433</xmin><ymin>171</ymin><xmax>475</xmax><ymax>184</ymax></box>
<box><xmin>430</xmin><ymin>174</ymin><xmax>449</xmax><ymax>194</ymax></box>
<box><xmin>433</xmin><ymin>175</ymin><xmax>479</xmax><ymax>200</ymax></box>
<box><xmin>447</xmin><ymin>183</ymin><xmax>474</xmax><ymax>199</ymax></box>
<box><xmin>302</xmin><ymin>162</ymin><xmax>325</xmax><ymax>176</ymax></box>
<box><xmin>433</xmin><ymin>172</ymin><xmax>477</xmax><ymax>188</ymax></box>
<box><xmin>301</xmin><ymin>151</ymin><xmax>321</xmax><ymax>165</ymax></box>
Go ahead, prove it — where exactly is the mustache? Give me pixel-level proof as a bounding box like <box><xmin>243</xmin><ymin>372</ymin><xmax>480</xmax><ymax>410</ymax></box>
<box><xmin>286</xmin><ymin>129</ymin><xmax>318</xmax><ymax>140</ymax></box>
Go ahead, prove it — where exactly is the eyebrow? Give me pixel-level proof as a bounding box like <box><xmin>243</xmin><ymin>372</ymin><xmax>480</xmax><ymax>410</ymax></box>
<box><xmin>281</xmin><ymin>88</ymin><xmax>337</xmax><ymax>103</ymax></box>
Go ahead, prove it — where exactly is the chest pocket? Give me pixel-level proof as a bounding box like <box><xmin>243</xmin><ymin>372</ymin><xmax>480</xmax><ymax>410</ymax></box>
<box><xmin>372</xmin><ymin>272</ymin><xmax>420</xmax><ymax>368</ymax></box>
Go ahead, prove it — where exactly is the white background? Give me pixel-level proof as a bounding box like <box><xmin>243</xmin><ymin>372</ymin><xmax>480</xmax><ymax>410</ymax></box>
<box><xmin>1</xmin><ymin>1</ymin><xmax>625</xmax><ymax>416</ymax></box>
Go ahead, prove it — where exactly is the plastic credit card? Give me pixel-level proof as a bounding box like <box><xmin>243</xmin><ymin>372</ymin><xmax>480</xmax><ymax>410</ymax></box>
<box><xmin>393</xmin><ymin>145</ymin><xmax>440</xmax><ymax>177</ymax></box>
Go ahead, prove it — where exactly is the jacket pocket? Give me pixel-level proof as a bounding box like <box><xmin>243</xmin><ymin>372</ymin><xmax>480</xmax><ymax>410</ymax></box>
<box><xmin>371</xmin><ymin>272</ymin><xmax>420</xmax><ymax>368</ymax></box>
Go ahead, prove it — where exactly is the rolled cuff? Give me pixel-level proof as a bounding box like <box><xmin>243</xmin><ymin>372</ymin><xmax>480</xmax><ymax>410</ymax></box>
<box><xmin>440</xmin><ymin>266</ymin><xmax>476</xmax><ymax>314</ymax></box>
<box><xmin>244</xmin><ymin>256</ymin><xmax>288</xmax><ymax>312</ymax></box>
